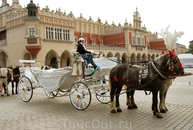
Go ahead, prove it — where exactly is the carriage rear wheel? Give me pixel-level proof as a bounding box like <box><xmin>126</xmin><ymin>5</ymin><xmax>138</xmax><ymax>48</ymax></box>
<box><xmin>45</xmin><ymin>90</ymin><xmax>59</xmax><ymax>98</ymax></box>
<box><xmin>18</xmin><ymin>76</ymin><xmax>33</xmax><ymax>102</ymax></box>
<box><xmin>69</xmin><ymin>82</ymin><xmax>91</xmax><ymax>110</ymax></box>
<box><xmin>95</xmin><ymin>85</ymin><xmax>110</xmax><ymax>104</ymax></box>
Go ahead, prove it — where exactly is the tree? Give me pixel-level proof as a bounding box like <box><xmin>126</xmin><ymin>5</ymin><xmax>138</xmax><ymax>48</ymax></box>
<box><xmin>186</xmin><ymin>44</ymin><xmax>193</xmax><ymax>54</ymax></box>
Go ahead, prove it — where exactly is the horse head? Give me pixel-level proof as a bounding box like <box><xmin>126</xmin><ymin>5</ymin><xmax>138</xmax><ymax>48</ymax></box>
<box><xmin>154</xmin><ymin>50</ymin><xmax>184</xmax><ymax>79</ymax></box>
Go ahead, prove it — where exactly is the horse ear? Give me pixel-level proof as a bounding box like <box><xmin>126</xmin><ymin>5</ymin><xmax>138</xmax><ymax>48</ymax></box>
<box><xmin>168</xmin><ymin>50</ymin><xmax>175</xmax><ymax>57</ymax></box>
<box><xmin>162</xmin><ymin>51</ymin><xmax>165</xmax><ymax>54</ymax></box>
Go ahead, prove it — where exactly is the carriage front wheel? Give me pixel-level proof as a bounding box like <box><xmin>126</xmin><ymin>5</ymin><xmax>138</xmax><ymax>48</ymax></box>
<box><xmin>69</xmin><ymin>82</ymin><xmax>91</xmax><ymax>110</ymax></box>
<box><xmin>18</xmin><ymin>76</ymin><xmax>33</xmax><ymax>102</ymax></box>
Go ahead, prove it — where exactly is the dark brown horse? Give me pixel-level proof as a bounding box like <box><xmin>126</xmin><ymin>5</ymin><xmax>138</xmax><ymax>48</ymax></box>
<box><xmin>11</xmin><ymin>67</ymin><xmax>20</xmax><ymax>94</ymax></box>
<box><xmin>109</xmin><ymin>51</ymin><xmax>184</xmax><ymax>118</ymax></box>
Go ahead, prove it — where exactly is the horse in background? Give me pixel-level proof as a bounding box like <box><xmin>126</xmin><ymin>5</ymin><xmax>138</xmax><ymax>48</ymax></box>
<box><xmin>9</xmin><ymin>67</ymin><xmax>20</xmax><ymax>95</ymax></box>
<box><xmin>0</xmin><ymin>68</ymin><xmax>13</xmax><ymax>96</ymax></box>
<box><xmin>109</xmin><ymin>51</ymin><xmax>184</xmax><ymax>118</ymax></box>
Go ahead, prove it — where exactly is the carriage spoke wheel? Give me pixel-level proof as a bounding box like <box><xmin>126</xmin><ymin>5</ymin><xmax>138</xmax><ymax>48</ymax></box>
<box><xmin>69</xmin><ymin>82</ymin><xmax>91</xmax><ymax>110</ymax></box>
<box><xmin>95</xmin><ymin>85</ymin><xmax>110</xmax><ymax>104</ymax></box>
<box><xmin>18</xmin><ymin>76</ymin><xmax>33</xmax><ymax>102</ymax></box>
<box><xmin>45</xmin><ymin>90</ymin><xmax>59</xmax><ymax>98</ymax></box>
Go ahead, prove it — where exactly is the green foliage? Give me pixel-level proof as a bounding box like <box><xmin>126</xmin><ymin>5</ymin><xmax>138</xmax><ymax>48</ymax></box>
<box><xmin>187</xmin><ymin>44</ymin><xmax>193</xmax><ymax>54</ymax></box>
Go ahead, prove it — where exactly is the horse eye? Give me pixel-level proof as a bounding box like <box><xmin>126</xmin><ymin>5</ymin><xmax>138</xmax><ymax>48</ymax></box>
<box><xmin>173</xmin><ymin>59</ymin><xmax>177</xmax><ymax>64</ymax></box>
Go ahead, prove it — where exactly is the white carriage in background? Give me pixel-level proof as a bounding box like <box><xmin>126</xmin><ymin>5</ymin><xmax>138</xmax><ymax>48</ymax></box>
<box><xmin>18</xmin><ymin>52</ymin><xmax>117</xmax><ymax>110</ymax></box>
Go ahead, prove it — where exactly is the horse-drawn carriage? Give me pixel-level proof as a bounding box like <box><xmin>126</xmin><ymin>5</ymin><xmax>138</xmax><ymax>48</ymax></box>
<box><xmin>18</xmin><ymin>54</ymin><xmax>117</xmax><ymax>110</ymax></box>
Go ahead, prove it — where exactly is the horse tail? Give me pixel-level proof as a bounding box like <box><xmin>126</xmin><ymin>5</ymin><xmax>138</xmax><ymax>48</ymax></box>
<box><xmin>109</xmin><ymin>74</ymin><xmax>112</xmax><ymax>92</ymax></box>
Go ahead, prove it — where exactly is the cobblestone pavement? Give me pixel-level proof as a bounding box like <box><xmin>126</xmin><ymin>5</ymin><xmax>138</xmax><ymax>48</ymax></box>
<box><xmin>0</xmin><ymin>68</ymin><xmax>193</xmax><ymax>130</ymax></box>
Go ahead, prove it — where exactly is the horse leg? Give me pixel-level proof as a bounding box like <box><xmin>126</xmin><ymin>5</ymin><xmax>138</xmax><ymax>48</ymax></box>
<box><xmin>115</xmin><ymin>88</ymin><xmax>122</xmax><ymax>112</ymax></box>
<box><xmin>126</xmin><ymin>91</ymin><xmax>133</xmax><ymax>109</ymax></box>
<box><xmin>0</xmin><ymin>81</ymin><xmax>4</xmax><ymax>96</ymax></box>
<box><xmin>110</xmin><ymin>81</ymin><xmax>116</xmax><ymax>113</ymax></box>
<box><xmin>15</xmin><ymin>81</ymin><xmax>18</xmax><ymax>94</ymax></box>
<box><xmin>5</xmin><ymin>80</ymin><xmax>10</xmax><ymax>96</ymax></box>
<box><xmin>159</xmin><ymin>87</ymin><xmax>169</xmax><ymax>113</ymax></box>
<box><xmin>12</xmin><ymin>81</ymin><xmax>14</xmax><ymax>95</ymax></box>
<box><xmin>130</xmin><ymin>90</ymin><xmax>138</xmax><ymax>109</ymax></box>
<box><xmin>152</xmin><ymin>90</ymin><xmax>163</xmax><ymax>118</ymax></box>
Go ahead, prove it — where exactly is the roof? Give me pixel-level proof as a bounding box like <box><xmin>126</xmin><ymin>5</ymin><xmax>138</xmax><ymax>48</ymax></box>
<box><xmin>178</xmin><ymin>54</ymin><xmax>193</xmax><ymax>59</ymax></box>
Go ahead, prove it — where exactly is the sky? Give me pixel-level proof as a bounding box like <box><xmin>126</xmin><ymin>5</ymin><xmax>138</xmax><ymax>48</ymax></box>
<box><xmin>1</xmin><ymin>0</ymin><xmax>192</xmax><ymax>48</ymax></box>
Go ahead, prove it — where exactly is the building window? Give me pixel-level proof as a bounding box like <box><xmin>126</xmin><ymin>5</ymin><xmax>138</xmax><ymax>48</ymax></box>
<box><xmin>101</xmin><ymin>39</ymin><xmax>103</xmax><ymax>45</ymax></box>
<box><xmin>84</xmin><ymin>38</ymin><xmax>87</xmax><ymax>44</ymax></box>
<box><xmin>93</xmin><ymin>39</ymin><xmax>95</xmax><ymax>45</ymax></box>
<box><xmin>142</xmin><ymin>38</ymin><xmax>144</xmax><ymax>45</ymax></box>
<box><xmin>132</xmin><ymin>37</ymin><xmax>135</xmax><ymax>45</ymax></box>
<box><xmin>45</xmin><ymin>27</ymin><xmax>70</xmax><ymax>41</ymax></box>
<box><xmin>29</xmin><ymin>28</ymin><xmax>35</xmax><ymax>37</ymax></box>
<box><xmin>63</xmin><ymin>29</ymin><xmax>70</xmax><ymax>41</ymax></box>
<box><xmin>75</xmin><ymin>36</ymin><xmax>77</xmax><ymax>43</ymax></box>
<box><xmin>137</xmin><ymin>34</ymin><xmax>141</xmax><ymax>45</ymax></box>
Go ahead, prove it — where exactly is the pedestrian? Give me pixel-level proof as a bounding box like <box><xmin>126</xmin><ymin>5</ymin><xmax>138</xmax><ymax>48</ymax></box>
<box><xmin>76</xmin><ymin>38</ymin><xmax>99</xmax><ymax>70</ymax></box>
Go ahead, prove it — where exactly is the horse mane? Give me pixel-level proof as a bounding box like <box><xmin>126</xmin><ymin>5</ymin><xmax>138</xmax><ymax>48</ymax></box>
<box><xmin>154</xmin><ymin>53</ymin><xmax>170</xmax><ymax>67</ymax></box>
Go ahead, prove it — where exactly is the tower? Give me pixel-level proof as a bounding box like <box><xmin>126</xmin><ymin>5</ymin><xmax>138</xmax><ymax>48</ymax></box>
<box><xmin>24</xmin><ymin>0</ymin><xmax>41</xmax><ymax>59</ymax></box>
<box><xmin>12</xmin><ymin>0</ymin><xmax>19</xmax><ymax>4</ymax></box>
<box><xmin>1</xmin><ymin>0</ymin><xmax>8</xmax><ymax>7</ymax></box>
<box><xmin>133</xmin><ymin>7</ymin><xmax>142</xmax><ymax>29</ymax></box>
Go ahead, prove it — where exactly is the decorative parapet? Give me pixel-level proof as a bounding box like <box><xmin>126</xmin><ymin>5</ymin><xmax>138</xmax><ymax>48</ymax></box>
<box><xmin>148</xmin><ymin>49</ymin><xmax>162</xmax><ymax>53</ymax></box>
<box><xmin>131</xmin><ymin>45</ymin><xmax>146</xmax><ymax>51</ymax></box>
<box><xmin>85</xmin><ymin>44</ymin><xmax>127</xmax><ymax>51</ymax></box>
<box><xmin>6</xmin><ymin>9</ymin><xmax>28</xmax><ymax>22</ymax></box>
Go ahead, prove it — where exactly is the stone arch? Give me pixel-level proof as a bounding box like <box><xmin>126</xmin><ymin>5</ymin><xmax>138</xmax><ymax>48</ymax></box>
<box><xmin>107</xmin><ymin>52</ymin><xmax>113</xmax><ymax>57</ymax></box>
<box><xmin>152</xmin><ymin>54</ymin><xmax>155</xmax><ymax>60</ymax></box>
<box><xmin>0</xmin><ymin>49</ymin><xmax>8</xmax><ymax>67</ymax></box>
<box><xmin>60</xmin><ymin>50</ymin><xmax>72</xmax><ymax>67</ymax></box>
<box><xmin>142</xmin><ymin>53</ymin><xmax>147</xmax><ymax>61</ymax></box>
<box><xmin>22</xmin><ymin>51</ymin><xmax>31</xmax><ymax>60</ymax></box>
<box><xmin>45</xmin><ymin>49</ymin><xmax>59</xmax><ymax>68</ymax></box>
<box><xmin>148</xmin><ymin>54</ymin><xmax>151</xmax><ymax>60</ymax></box>
<box><xmin>122</xmin><ymin>53</ymin><xmax>127</xmax><ymax>64</ymax></box>
<box><xmin>115</xmin><ymin>52</ymin><xmax>121</xmax><ymax>61</ymax></box>
<box><xmin>131</xmin><ymin>53</ymin><xmax>136</xmax><ymax>64</ymax></box>
<box><xmin>137</xmin><ymin>53</ymin><xmax>142</xmax><ymax>62</ymax></box>
<box><xmin>100</xmin><ymin>51</ymin><xmax>105</xmax><ymax>57</ymax></box>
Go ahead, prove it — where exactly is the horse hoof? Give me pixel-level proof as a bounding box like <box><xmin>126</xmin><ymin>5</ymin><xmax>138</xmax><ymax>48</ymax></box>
<box><xmin>156</xmin><ymin>114</ymin><xmax>163</xmax><ymax>118</ymax></box>
<box><xmin>1</xmin><ymin>95</ymin><xmax>4</xmax><ymax>97</ymax></box>
<box><xmin>111</xmin><ymin>109</ymin><xmax>116</xmax><ymax>113</ymax></box>
<box><xmin>133</xmin><ymin>105</ymin><xmax>138</xmax><ymax>109</ymax></box>
<box><xmin>117</xmin><ymin>108</ymin><xmax>122</xmax><ymax>112</ymax></box>
<box><xmin>7</xmin><ymin>94</ymin><xmax>10</xmax><ymax>96</ymax></box>
<box><xmin>127</xmin><ymin>105</ymin><xmax>133</xmax><ymax>109</ymax></box>
<box><xmin>160</xmin><ymin>109</ymin><xmax>167</xmax><ymax>113</ymax></box>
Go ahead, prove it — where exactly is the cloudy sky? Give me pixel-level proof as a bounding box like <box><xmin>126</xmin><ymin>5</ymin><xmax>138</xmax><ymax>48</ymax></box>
<box><xmin>1</xmin><ymin>0</ymin><xmax>192</xmax><ymax>48</ymax></box>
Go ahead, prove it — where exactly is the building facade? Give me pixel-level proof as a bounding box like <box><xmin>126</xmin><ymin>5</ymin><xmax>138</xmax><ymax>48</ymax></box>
<box><xmin>0</xmin><ymin>0</ymin><xmax>164</xmax><ymax>68</ymax></box>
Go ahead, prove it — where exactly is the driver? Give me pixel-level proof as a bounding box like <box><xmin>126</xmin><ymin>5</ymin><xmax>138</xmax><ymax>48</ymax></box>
<box><xmin>77</xmin><ymin>38</ymin><xmax>99</xmax><ymax>70</ymax></box>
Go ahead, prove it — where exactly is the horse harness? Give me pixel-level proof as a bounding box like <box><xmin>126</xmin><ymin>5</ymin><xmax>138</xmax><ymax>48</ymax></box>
<box><xmin>114</xmin><ymin>61</ymin><xmax>170</xmax><ymax>96</ymax></box>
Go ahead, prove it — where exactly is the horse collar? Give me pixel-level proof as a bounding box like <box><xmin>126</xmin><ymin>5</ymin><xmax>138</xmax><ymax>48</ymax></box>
<box><xmin>150</xmin><ymin>61</ymin><xmax>168</xmax><ymax>80</ymax></box>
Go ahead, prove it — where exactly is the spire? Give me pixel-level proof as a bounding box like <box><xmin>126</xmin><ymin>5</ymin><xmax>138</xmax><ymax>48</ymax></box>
<box><xmin>2</xmin><ymin>0</ymin><xmax>8</xmax><ymax>7</ymax></box>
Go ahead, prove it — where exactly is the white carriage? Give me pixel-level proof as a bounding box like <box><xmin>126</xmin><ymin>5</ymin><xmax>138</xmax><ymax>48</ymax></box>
<box><xmin>18</xmin><ymin>54</ymin><xmax>117</xmax><ymax>110</ymax></box>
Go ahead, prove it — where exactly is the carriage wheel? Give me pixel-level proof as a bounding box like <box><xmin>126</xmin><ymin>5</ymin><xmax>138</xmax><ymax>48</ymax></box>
<box><xmin>95</xmin><ymin>85</ymin><xmax>110</xmax><ymax>104</ymax></box>
<box><xmin>18</xmin><ymin>76</ymin><xmax>33</xmax><ymax>102</ymax></box>
<box><xmin>69</xmin><ymin>82</ymin><xmax>91</xmax><ymax>110</ymax></box>
<box><xmin>45</xmin><ymin>90</ymin><xmax>59</xmax><ymax>98</ymax></box>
